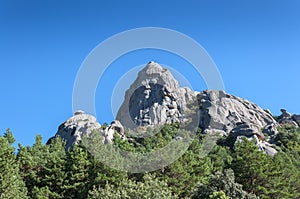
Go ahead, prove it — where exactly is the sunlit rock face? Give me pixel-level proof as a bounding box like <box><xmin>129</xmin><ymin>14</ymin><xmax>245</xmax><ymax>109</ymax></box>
<box><xmin>49</xmin><ymin>111</ymin><xmax>125</xmax><ymax>149</ymax></box>
<box><xmin>50</xmin><ymin>111</ymin><xmax>102</xmax><ymax>149</ymax></box>
<box><xmin>50</xmin><ymin>61</ymin><xmax>281</xmax><ymax>155</ymax></box>
<box><xmin>116</xmin><ymin>62</ymin><xmax>279</xmax><ymax>156</ymax></box>
<box><xmin>196</xmin><ymin>90</ymin><xmax>279</xmax><ymax>156</ymax></box>
<box><xmin>116</xmin><ymin>61</ymin><xmax>196</xmax><ymax>128</ymax></box>
<box><xmin>197</xmin><ymin>90</ymin><xmax>277</xmax><ymax>136</ymax></box>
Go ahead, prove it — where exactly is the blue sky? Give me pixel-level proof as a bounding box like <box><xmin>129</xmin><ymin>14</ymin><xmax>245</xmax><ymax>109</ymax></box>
<box><xmin>1</xmin><ymin>0</ymin><xmax>299</xmax><ymax>147</ymax></box>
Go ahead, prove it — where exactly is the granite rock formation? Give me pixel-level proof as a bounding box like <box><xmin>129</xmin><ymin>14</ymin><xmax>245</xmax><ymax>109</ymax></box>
<box><xmin>50</xmin><ymin>111</ymin><xmax>124</xmax><ymax>149</ymax></box>
<box><xmin>116</xmin><ymin>62</ymin><xmax>279</xmax><ymax>155</ymax></box>
<box><xmin>196</xmin><ymin>90</ymin><xmax>278</xmax><ymax>156</ymax></box>
<box><xmin>116</xmin><ymin>61</ymin><xmax>196</xmax><ymax>129</ymax></box>
<box><xmin>102</xmin><ymin>120</ymin><xmax>125</xmax><ymax>144</ymax></box>
<box><xmin>50</xmin><ymin>62</ymin><xmax>285</xmax><ymax>155</ymax></box>
<box><xmin>277</xmin><ymin>109</ymin><xmax>299</xmax><ymax>127</ymax></box>
<box><xmin>197</xmin><ymin>90</ymin><xmax>278</xmax><ymax>135</ymax></box>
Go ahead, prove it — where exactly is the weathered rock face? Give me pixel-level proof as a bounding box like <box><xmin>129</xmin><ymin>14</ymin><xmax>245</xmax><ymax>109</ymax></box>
<box><xmin>52</xmin><ymin>111</ymin><xmax>102</xmax><ymax>149</ymax></box>
<box><xmin>236</xmin><ymin>135</ymin><xmax>277</xmax><ymax>156</ymax></box>
<box><xmin>50</xmin><ymin>111</ymin><xmax>125</xmax><ymax>149</ymax></box>
<box><xmin>102</xmin><ymin>120</ymin><xmax>125</xmax><ymax>144</ymax></box>
<box><xmin>51</xmin><ymin>62</ymin><xmax>284</xmax><ymax>155</ymax></box>
<box><xmin>116</xmin><ymin>61</ymin><xmax>196</xmax><ymax>129</ymax></box>
<box><xmin>116</xmin><ymin>62</ymin><xmax>279</xmax><ymax>155</ymax></box>
<box><xmin>277</xmin><ymin>109</ymin><xmax>299</xmax><ymax>127</ymax></box>
<box><xmin>197</xmin><ymin>90</ymin><xmax>277</xmax><ymax>135</ymax></box>
<box><xmin>197</xmin><ymin>90</ymin><xmax>279</xmax><ymax>155</ymax></box>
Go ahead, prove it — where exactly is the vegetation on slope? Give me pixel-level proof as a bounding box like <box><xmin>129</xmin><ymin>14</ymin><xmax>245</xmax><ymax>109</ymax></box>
<box><xmin>1</xmin><ymin>124</ymin><xmax>300</xmax><ymax>198</ymax></box>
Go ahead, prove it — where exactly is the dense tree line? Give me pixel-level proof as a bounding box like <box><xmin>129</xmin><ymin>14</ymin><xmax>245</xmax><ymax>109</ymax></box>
<box><xmin>1</xmin><ymin>124</ymin><xmax>300</xmax><ymax>198</ymax></box>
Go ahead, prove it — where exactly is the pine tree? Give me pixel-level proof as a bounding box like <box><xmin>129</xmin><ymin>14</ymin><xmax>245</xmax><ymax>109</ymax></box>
<box><xmin>31</xmin><ymin>186</ymin><xmax>51</xmax><ymax>199</ymax></box>
<box><xmin>40</xmin><ymin>136</ymin><xmax>67</xmax><ymax>198</ymax></box>
<box><xmin>3</xmin><ymin>128</ymin><xmax>15</xmax><ymax>144</ymax></box>
<box><xmin>207</xmin><ymin>145</ymin><xmax>232</xmax><ymax>172</ymax></box>
<box><xmin>18</xmin><ymin>135</ymin><xmax>67</xmax><ymax>198</ymax></box>
<box><xmin>230</xmin><ymin>137</ymin><xmax>300</xmax><ymax>198</ymax></box>
<box><xmin>88</xmin><ymin>173</ymin><xmax>176</xmax><ymax>199</ymax></box>
<box><xmin>209</xmin><ymin>191</ymin><xmax>229</xmax><ymax>199</ymax></box>
<box><xmin>264</xmin><ymin>152</ymin><xmax>300</xmax><ymax>198</ymax></box>
<box><xmin>0</xmin><ymin>129</ymin><xmax>28</xmax><ymax>199</ymax></box>
<box><xmin>63</xmin><ymin>144</ymin><xmax>92</xmax><ymax>198</ymax></box>
<box><xmin>231</xmin><ymin>138</ymin><xmax>271</xmax><ymax>196</ymax></box>
<box><xmin>18</xmin><ymin>135</ymin><xmax>50</xmax><ymax>198</ymax></box>
<box><xmin>154</xmin><ymin>135</ymin><xmax>214</xmax><ymax>198</ymax></box>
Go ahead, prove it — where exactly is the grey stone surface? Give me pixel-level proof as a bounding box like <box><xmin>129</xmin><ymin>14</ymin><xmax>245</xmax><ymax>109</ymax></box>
<box><xmin>116</xmin><ymin>62</ymin><xmax>279</xmax><ymax>155</ymax></box>
<box><xmin>102</xmin><ymin>120</ymin><xmax>125</xmax><ymax>144</ymax></box>
<box><xmin>51</xmin><ymin>62</ymin><xmax>285</xmax><ymax>155</ymax></box>
<box><xmin>292</xmin><ymin>114</ymin><xmax>300</xmax><ymax>121</ymax></box>
<box><xmin>51</xmin><ymin>111</ymin><xmax>125</xmax><ymax>149</ymax></box>
<box><xmin>277</xmin><ymin>109</ymin><xmax>299</xmax><ymax>127</ymax></box>
<box><xmin>263</xmin><ymin>123</ymin><xmax>278</xmax><ymax>136</ymax></box>
<box><xmin>116</xmin><ymin>61</ymin><xmax>196</xmax><ymax>129</ymax></box>
<box><xmin>259</xmin><ymin>141</ymin><xmax>278</xmax><ymax>156</ymax></box>
<box><xmin>197</xmin><ymin>90</ymin><xmax>278</xmax><ymax>136</ymax></box>
<box><xmin>197</xmin><ymin>90</ymin><xmax>278</xmax><ymax>155</ymax></box>
<box><xmin>53</xmin><ymin>111</ymin><xmax>102</xmax><ymax>149</ymax></box>
<box><xmin>231</xmin><ymin>122</ymin><xmax>265</xmax><ymax>140</ymax></box>
<box><xmin>236</xmin><ymin>135</ymin><xmax>277</xmax><ymax>156</ymax></box>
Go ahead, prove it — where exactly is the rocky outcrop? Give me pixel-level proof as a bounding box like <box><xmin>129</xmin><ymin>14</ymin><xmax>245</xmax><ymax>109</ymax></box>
<box><xmin>116</xmin><ymin>61</ymin><xmax>196</xmax><ymax>129</ymax></box>
<box><xmin>277</xmin><ymin>109</ymin><xmax>299</xmax><ymax>127</ymax></box>
<box><xmin>197</xmin><ymin>90</ymin><xmax>278</xmax><ymax>135</ymax></box>
<box><xmin>263</xmin><ymin>123</ymin><xmax>278</xmax><ymax>137</ymax></box>
<box><xmin>50</xmin><ymin>111</ymin><xmax>125</xmax><ymax>149</ymax></box>
<box><xmin>197</xmin><ymin>90</ymin><xmax>278</xmax><ymax>155</ymax></box>
<box><xmin>51</xmin><ymin>111</ymin><xmax>102</xmax><ymax>149</ymax></box>
<box><xmin>51</xmin><ymin>62</ymin><xmax>285</xmax><ymax>155</ymax></box>
<box><xmin>236</xmin><ymin>135</ymin><xmax>277</xmax><ymax>156</ymax></box>
<box><xmin>102</xmin><ymin>120</ymin><xmax>125</xmax><ymax>144</ymax></box>
<box><xmin>115</xmin><ymin>62</ymin><xmax>279</xmax><ymax>155</ymax></box>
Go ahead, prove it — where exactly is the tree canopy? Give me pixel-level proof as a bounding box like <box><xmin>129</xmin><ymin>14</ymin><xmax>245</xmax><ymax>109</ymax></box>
<box><xmin>1</xmin><ymin>124</ymin><xmax>300</xmax><ymax>198</ymax></box>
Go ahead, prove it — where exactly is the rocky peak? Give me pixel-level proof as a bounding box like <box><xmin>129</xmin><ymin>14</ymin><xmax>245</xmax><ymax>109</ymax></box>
<box><xmin>116</xmin><ymin>62</ymin><xmax>196</xmax><ymax>128</ymax></box>
<box><xmin>50</xmin><ymin>62</ymin><xmax>285</xmax><ymax>156</ymax></box>
<box><xmin>136</xmin><ymin>61</ymin><xmax>179</xmax><ymax>93</ymax></box>
<box><xmin>115</xmin><ymin>62</ymin><xmax>280</xmax><ymax>155</ymax></box>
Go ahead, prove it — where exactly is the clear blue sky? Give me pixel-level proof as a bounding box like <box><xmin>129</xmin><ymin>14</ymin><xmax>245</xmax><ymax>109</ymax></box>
<box><xmin>1</xmin><ymin>0</ymin><xmax>299</xmax><ymax>147</ymax></box>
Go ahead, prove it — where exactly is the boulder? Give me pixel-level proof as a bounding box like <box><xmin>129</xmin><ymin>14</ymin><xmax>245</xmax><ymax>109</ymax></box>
<box><xmin>292</xmin><ymin>114</ymin><xmax>300</xmax><ymax>126</ymax></box>
<box><xmin>277</xmin><ymin>109</ymin><xmax>299</xmax><ymax>127</ymax></box>
<box><xmin>280</xmin><ymin>109</ymin><xmax>291</xmax><ymax>118</ymax></box>
<box><xmin>259</xmin><ymin>141</ymin><xmax>278</xmax><ymax>156</ymax></box>
<box><xmin>102</xmin><ymin>120</ymin><xmax>125</xmax><ymax>144</ymax></box>
<box><xmin>292</xmin><ymin>114</ymin><xmax>300</xmax><ymax>121</ymax></box>
<box><xmin>263</xmin><ymin>123</ymin><xmax>278</xmax><ymax>136</ymax></box>
<box><xmin>231</xmin><ymin>122</ymin><xmax>265</xmax><ymax>140</ymax></box>
<box><xmin>235</xmin><ymin>135</ymin><xmax>277</xmax><ymax>156</ymax></box>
